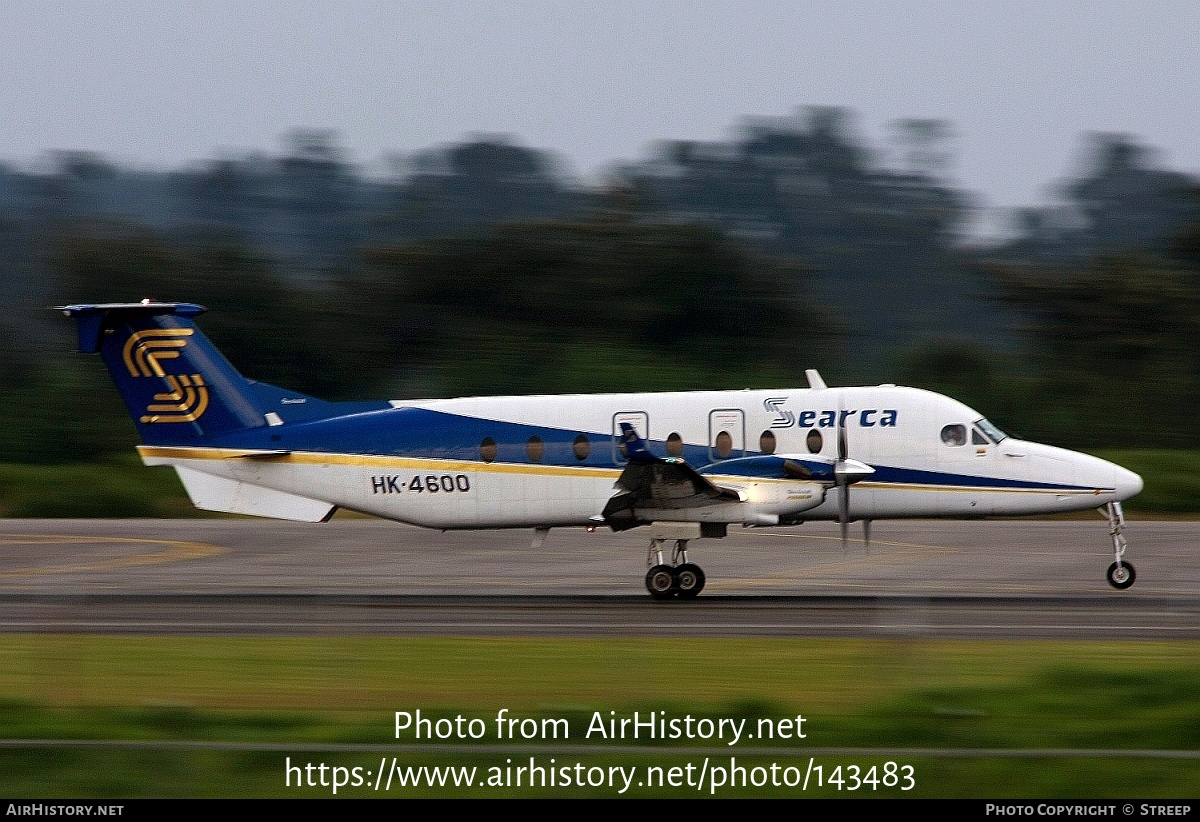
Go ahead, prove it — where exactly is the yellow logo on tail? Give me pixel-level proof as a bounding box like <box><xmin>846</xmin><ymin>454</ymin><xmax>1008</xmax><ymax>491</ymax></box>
<box><xmin>123</xmin><ymin>329</ymin><xmax>209</xmax><ymax>424</ymax></box>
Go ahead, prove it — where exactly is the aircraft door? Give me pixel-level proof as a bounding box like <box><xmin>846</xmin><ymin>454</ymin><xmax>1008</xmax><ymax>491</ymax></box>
<box><xmin>708</xmin><ymin>409</ymin><xmax>745</xmax><ymax>461</ymax></box>
<box><xmin>612</xmin><ymin>411</ymin><xmax>650</xmax><ymax>461</ymax></box>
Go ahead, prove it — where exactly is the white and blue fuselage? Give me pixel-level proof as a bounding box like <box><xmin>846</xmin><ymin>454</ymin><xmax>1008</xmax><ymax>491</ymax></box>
<box><xmin>138</xmin><ymin>385</ymin><xmax>1142</xmax><ymax>528</ymax></box>
<box><xmin>59</xmin><ymin>301</ymin><xmax>1144</xmax><ymax>594</ymax></box>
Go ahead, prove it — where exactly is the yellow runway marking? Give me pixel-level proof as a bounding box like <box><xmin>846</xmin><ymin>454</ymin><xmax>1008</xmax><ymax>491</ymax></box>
<box><xmin>0</xmin><ymin>534</ymin><xmax>227</xmax><ymax>580</ymax></box>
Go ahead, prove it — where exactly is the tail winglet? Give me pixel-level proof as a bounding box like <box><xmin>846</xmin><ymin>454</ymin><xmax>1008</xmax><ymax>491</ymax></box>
<box><xmin>59</xmin><ymin>302</ymin><xmax>207</xmax><ymax>354</ymax></box>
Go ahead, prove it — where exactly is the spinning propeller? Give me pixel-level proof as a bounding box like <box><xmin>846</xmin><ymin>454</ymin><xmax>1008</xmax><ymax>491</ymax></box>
<box><xmin>833</xmin><ymin>391</ymin><xmax>875</xmax><ymax>548</ymax></box>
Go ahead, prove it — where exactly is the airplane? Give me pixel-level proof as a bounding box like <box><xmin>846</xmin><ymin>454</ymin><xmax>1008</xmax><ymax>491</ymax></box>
<box><xmin>58</xmin><ymin>300</ymin><xmax>1145</xmax><ymax>599</ymax></box>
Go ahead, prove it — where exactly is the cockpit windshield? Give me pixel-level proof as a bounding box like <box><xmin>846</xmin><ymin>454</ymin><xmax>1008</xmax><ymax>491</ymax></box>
<box><xmin>975</xmin><ymin>418</ymin><xmax>1007</xmax><ymax>443</ymax></box>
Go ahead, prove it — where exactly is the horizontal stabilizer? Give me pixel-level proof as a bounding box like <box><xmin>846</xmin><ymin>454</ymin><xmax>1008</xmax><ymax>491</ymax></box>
<box><xmin>173</xmin><ymin>466</ymin><xmax>336</xmax><ymax>522</ymax></box>
<box><xmin>58</xmin><ymin>302</ymin><xmax>207</xmax><ymax>354</ymax></box>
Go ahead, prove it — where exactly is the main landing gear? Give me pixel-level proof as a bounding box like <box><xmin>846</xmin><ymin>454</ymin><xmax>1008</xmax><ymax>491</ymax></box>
<box><xmin>646</xmin><ymin>539</ymin><xmax>706</xmax><ymax>600</ymax></box>
<box><xmin>1103</xmin><ymin>501</ymin><xmax>1136</xmax><ymax>590</ymax></box>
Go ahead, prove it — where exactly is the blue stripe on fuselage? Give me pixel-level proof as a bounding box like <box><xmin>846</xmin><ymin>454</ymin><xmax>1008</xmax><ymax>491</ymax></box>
<box><xmin>207</xmin><ymin>406</ymin><xmax>647</xmax><ymax>468</ymax></box>
<box><xmin>196</xmin><ymin>407</ymin><xmax>1097</xmax><ymax>493</ymax></box>
<box><xmin>864</xmin><ymin>464</ymin><xmax>1088</xmax><ymax>492</ymax></box>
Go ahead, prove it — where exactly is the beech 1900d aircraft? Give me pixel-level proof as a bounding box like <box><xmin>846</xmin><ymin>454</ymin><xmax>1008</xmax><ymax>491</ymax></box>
<box><xmin>60</xmin><ymin>301</ymin><xmax>1144</xmax><ymax>598</ymax></box>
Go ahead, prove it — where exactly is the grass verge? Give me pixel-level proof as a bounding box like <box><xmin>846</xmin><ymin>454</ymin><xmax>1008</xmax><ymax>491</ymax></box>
<box><xmin>0</xmin><ymin>635</ymin><xmax>1196</xmax><ymax>797</ymax></box>
<box><xmin>1089</xmin><ymin>449</ymin><xmax>1200</xmax><ymax>515</ymax></box>
<box><xmin>0</xmin><ymin>458</ymin><xmax>193</xmax><ymax>518</ymax></box>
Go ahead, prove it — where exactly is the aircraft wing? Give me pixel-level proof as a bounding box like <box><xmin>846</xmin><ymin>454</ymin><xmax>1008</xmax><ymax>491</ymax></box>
<box><xmin>602</xmin><ymin>424</ymin><xmax>742</xmax><ymax>530</ymax></box>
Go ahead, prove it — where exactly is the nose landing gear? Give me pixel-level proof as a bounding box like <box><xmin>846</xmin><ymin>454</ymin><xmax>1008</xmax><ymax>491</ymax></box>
<box><xmin>1102</xmin><ymin>501</ymin><xmax>1135</xmax><ymax>590</ymax></box>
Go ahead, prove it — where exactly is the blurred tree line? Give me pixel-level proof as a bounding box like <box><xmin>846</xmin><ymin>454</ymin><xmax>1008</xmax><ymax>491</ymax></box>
<box><xmin>977</xmin><ymin>198</ymin><xmax>1200</xmax><ymax>448</ymax></box>
<box><xmin>7</xmin><ymin>213</ymin><xmax>839</xmax><ymax>461</ymax></box>
<box><xmin>1</xmin><ymin>110</ymin><xmax>1198</xmax><ymax>462</ymax></box>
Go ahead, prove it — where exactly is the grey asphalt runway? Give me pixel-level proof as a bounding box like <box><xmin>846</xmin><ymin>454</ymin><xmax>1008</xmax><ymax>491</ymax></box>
<box><xmin>1</xmin><ymin>518</ymin><xmax>1197</xmax><ymax>637</ymax></box>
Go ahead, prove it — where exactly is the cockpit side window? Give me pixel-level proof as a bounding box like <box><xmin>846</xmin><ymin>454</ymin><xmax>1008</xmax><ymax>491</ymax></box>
<box><xmin>940</xmin><ymin>424</ymin><xmax>966</xmax><ymax>446</ymax></box>
<box><xmin>971</xmin><ymin>428</ymin><xmax>988</xmax><ymax>445</ymax></box>
<box><xmin>975</xmin><ymin>418</ymin><xmax>1007</xmax><ymax>443</ymax></box>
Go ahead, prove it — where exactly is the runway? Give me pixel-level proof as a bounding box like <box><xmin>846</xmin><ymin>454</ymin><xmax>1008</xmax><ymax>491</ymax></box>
<box><xmin>1</xmin><ymin>518</ymin><xmax>1197</xmax><ymax>638</ymax></box>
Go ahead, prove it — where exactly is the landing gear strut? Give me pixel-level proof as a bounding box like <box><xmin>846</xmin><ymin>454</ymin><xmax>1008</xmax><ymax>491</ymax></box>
<box><xmin>645</xmin><ymin>539</ymin><xmax>706</xmax><ymax>600</ymax></box>
<box><xmin>1102</xmin><ymin>501</ymin><xmax>1136</xmax><ymax>590</ymax></box>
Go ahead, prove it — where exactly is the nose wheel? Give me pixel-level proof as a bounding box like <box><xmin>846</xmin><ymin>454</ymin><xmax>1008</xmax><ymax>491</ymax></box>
<box><xmin>1102</xmin><ymin>502</ymin><xmax>1136</xmax><ymax>590</ymax></box>
<box><xmin>645</xmin><ymin>539</ymin><xmax>706</xmax><ymax>600</ymax></box>
<box><xmin>1106</xmin><ymin>561</ymin><xmax>1136</xmax><ymax>590</ymax></box>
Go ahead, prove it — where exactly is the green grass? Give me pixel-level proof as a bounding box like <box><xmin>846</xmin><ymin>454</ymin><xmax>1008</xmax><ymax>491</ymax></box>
<box><xmin>1090</xmin><ymin>449</ymin><xmax>1200</xmax><ymax>514</ymax></box>
<box><xmin>0</xmin><ymin>635</ymin><xmax>1196</xmax><ymax>797</ymax></box>
<box><xmin>0</xmin><ymin>458</ymin><xmax>194</xmax><ymax>518</ymax></box>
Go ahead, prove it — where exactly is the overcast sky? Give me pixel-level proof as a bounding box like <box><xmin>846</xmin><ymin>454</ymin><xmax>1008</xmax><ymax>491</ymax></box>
<box><xmin>1</xmin><ymin>1</ymin><xmax>1196</xmax><ymax>233</ymax></box>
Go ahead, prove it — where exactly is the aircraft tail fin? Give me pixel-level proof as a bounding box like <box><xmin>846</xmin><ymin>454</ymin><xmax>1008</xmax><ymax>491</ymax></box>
<box><xmin>58</xmin><ymin>302</ymin><xmax>316</xmax><ymax>445</ymax></box>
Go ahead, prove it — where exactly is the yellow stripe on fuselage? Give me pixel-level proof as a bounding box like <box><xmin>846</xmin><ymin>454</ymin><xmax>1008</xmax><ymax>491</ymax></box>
<box><xmin>136</xmin><ymin>445</ymin><xmax>624</xmax><ymax>479</ymax></box>
<box><xmin>136</xmin><ymin>446</ymin><xmax>1111</xmax><ymax>495</ymax></box>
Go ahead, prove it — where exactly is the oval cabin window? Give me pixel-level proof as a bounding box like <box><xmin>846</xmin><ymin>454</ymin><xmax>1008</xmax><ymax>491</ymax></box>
<box><xmin>715</xmin><ymin>431</ymin><xmax>733</xmax><ymax>458</ymax></box>
<box><xmin>806</xmin><ymin>429</ymin><xmax>823</xmax><ymax>453</ymax></box>
<box><xmin>573</xmin><ymin>434</ymin><xmax>590</xmax><ymax>461</ymax></box>
<box><xmin>666</xmin><ymin>432</ymin><xmax>684</xmax><ymax>457</ymax></box>
<box><xmin>759</xmin><ymin>430</ymin><xmax>777</xmax><ymax>455</ymax></box>
<box><xmin>526</xmin><ymin>436</ymin><xmax>544</xmax><ymax>463</ymax></box>
<box><xmin>479</xmin><ymin>437</ymin><xmax>498</xmax><ymax>463</ymax></box>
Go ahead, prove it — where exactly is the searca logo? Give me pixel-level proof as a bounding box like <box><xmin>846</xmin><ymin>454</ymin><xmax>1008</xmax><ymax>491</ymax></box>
<box><xmin>764</xmin><ymin>397</ymin><xmax>897</xmax><ymax>429</ymax></box>
<box><xmin>122</xmin><ymin>328</ymin><xmax>210</xmax><ymax>424</ymax></box>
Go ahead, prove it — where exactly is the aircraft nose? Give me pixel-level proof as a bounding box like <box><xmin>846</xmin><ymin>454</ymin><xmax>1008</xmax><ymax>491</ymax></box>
<box><xmin>1113</xmin><ymin>465</ymin><xmax>1144</xmax><ymax>501</ymax></box>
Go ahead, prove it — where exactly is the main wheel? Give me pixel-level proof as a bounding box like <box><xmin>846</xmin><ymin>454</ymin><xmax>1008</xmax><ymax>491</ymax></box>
<box><xmin>646</xmin><ymin>564</ymin><xmax>677</xmax><ymax>599</ymax></box>
<box><xmin>674</xmin><ymin>563</ymin><xmax>706</xmax><ymax>599</ymax></box>
<box><xmin>1106</xmin><ymin>561</ymin><xmax>1136</xmax><ymax>590</ymax></box>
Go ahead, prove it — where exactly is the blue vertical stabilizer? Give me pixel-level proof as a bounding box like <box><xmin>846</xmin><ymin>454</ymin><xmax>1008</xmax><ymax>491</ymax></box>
<box><xmin>59</xmin><ymin>302</ymin><xmax>303</xmax><ymax>444</ymax></box>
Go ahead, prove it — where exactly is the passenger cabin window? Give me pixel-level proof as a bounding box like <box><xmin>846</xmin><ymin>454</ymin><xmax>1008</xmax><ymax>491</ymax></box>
<box><xmin>526</xmin><ymin>436</ymin><xmax>544</xmax><ymax>463</ymax></box>
<box><xmin>666</xmin><ymin>432</ymin><xmax>684</xmax><ymax>457</ymax></box>
<box><xmin>715</xmin><ymin>431</ymin><xmax>733</xmax><ymax>458</ymax></box>
<box><xmin>806</xmin><ymin>429</ymin><xmax>823</xmax><ymax>453</ymax></box>
<box><xmin>480</xmin><ymin>437</ymin><xmax>498</xmax><ymax>462</ymax></box>
<box><xmin>573</xmin><ymin>434</ymin><xmax>590</xmax><ymax>461</ymax></box>
<box><xmin>759</xmin><ymin>430</ymin><xmax>777</xmax><ymax>455</ymax></box>
<box><xmin>940</xmin><ymin>424</ymin><xmax>966</xmax><ymax>446</ymax></box>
